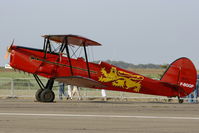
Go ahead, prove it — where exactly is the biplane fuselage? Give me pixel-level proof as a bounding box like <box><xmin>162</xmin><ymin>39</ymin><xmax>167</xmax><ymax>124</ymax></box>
<box><xmin>7</xmin><ymin>35</ymin><xmax>197</xmax><ymax>103</ymax></box>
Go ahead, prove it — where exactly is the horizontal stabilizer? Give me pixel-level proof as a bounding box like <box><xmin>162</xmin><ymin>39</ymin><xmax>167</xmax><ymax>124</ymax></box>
<box><xmin>160</xmin><ymin>81</ymin><xmax>188</xmax><ymax>96</ymax></box>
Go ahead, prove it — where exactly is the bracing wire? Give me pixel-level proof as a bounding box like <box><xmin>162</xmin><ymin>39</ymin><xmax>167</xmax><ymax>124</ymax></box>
<box><xmin>69</xmin><ymin>45</ymin><xmax>81</xmax><ymax>58</ymax></box>
<box><xmin>91</xmin><ymin>46</ymin><xmax>95</xmax><ymax>62</ymax></box>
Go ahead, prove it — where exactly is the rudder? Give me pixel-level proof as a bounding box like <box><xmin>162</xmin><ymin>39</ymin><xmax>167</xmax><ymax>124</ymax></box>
<box><xmin>161</xmin><ymin>57</ymin><xmax>197</xmax><ymax>96</ymax></box>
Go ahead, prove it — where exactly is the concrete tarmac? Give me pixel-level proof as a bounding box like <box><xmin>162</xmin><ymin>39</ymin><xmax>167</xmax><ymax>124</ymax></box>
<box><xmin>0</xmin><ymin>99</ymin><xmax>199</xmax><ymax>133</ymax></box>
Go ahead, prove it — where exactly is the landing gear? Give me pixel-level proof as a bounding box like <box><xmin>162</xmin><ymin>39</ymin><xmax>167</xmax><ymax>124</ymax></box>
<box><xmin>35</xmin><ymin>89</ymin><xmax>43</xmax><ymax>102</ymax></box>
<box><xmin>178</xmin><ymin>96</ymin><xmax>184</xmax><ymax>104</ymax></box>
<box><xmin>35</xmin><ymin>89</ymin><xmax>55</xmax><ymax>102</ymax></box>
<box><xmin>178</xmin><ymin>99</ymin><xmax>184</xmax><ymax>104</ymax></box>
<box><xmin>40</xmin><ymin>89</ymin><xmax>55</xmax><ymax>102</ymax></box>
<box><xmin>34</xmin><ymin>74</ymin><xmax>55</xmax><ymax>102</ymax></box>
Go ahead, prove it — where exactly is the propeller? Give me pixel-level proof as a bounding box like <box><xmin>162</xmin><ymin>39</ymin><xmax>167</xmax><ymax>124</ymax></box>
<box><xmin>4</xmin><ymin>39</ymin><xmax>14</xmax><ymax>59</ymax></box>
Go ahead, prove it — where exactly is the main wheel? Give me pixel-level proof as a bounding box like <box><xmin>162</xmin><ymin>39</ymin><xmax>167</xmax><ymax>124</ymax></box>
<box><xmin>40</xmin><ymin>89</ymin><xmax>55</xmax><ymax>102</ymax></box>
<box><xmin>35</xmin><ymin>89</ymin><xmax>43</xmax><ymax>102</ymax></box>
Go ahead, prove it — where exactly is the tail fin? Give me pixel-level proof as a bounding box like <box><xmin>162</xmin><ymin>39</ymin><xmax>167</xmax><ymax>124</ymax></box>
<box><xmin>161</xmin><ymin>57</ymin><xmax>197</xmax><ymax>96</ymax></box>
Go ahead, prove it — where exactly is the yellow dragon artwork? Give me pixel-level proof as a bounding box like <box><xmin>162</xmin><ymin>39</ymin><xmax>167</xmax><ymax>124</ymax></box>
<box><xmin>98</xmin><ymin>67</ymin><xmax>144</xmax><ymax>92</ymax></box>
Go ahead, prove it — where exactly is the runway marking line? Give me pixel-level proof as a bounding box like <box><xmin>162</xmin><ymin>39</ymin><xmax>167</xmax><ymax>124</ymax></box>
<box><xmin>0</xmin><ymin>113</ymin><xmax>199</xmax><ymax>120</ymax></box>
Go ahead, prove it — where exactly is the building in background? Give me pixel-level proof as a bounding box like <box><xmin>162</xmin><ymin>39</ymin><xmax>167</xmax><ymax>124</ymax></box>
<box><xmin>4</xmin><ymin>64</ymin><xmax>12</xmax><ymax>69</ymax></box>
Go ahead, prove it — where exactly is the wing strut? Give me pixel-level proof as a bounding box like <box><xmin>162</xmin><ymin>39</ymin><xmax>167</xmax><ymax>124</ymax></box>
<box><xmin>83</xmin><ymin>42</ymin><xmax>91</xmax><ymax>78</ymax></box>
<box><xmin>43</xmin><ymin>37</ymin><xmax>51</xmax><ymax>59</ymax></box>
<box><xmin>43</xmin><ymin>37</ymin><xmax>46</xmax><ymax>51</ymax></box>
<box><xmin>64</xmin><ymin>37</ymin><xmax>73</xmax><ymax>76</ymax></box>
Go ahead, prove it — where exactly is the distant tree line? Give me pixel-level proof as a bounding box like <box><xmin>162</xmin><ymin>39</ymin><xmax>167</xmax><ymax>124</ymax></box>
<box><xmin>94</xmin><ymin>60</ymin><xmax>168</xmax><ymax>69</ymax></box>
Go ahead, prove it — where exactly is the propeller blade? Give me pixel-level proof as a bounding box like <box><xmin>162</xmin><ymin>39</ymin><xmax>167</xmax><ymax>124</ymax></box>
<box><xmin>4</xmin><ymin>39</ymin><xmax>14</xmax><ymax>59</ymax></box>
<box><xmin>4</xmin><ymin>51</ymin><xmax>9</xmax><ymax>59</ymax></box>
<box><xmin>11</xmin><ymin>39</ymin><xmax>14</xmax><ymax>46</ymax></box>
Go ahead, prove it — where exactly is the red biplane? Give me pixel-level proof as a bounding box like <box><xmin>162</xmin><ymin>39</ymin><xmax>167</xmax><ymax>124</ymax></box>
<box><xmin>5</xmin><ymin>35</ymin><xmax>197</xmax><ymax>103</ymax></box>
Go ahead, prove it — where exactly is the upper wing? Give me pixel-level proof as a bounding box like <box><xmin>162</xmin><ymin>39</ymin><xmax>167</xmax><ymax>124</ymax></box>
<box><xmin>42</xmin><ymin>35</ymin><xmax>102</xmax><ymax>46</ymax></box>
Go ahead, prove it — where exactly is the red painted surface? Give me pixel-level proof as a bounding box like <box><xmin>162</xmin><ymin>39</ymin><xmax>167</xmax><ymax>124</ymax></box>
<box><xmin>9</xmin><ymin>45</ymin><xmax>197</xmax><ymax>98</ymax></box>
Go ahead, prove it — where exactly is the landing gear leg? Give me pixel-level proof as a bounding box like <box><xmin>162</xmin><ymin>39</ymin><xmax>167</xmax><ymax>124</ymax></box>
<box><xmin>40</xmin><ymin>79</ymin><xmax>55</xmax><ymax>102</ymax></box>
<box><xmin>178</xmin><ymin>96</ymin><xmax>184</xmax><ymax>104</ymax></box>
<box><xmin>34</xmin><ymin>74</ymin><xmax>45</xmax><ymax>102</ymax></box>
<box><xmin>34</xmin><ymin>74</ymin><xmax>55</xmax><ymax>102</ymax></box>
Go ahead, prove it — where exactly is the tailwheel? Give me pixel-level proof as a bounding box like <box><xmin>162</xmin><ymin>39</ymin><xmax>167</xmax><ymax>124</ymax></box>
<box><xmin>178</xmin><ymin>96</ymin><xmax>184</xmax><ymax>104</ymax></box>
<box><xmin>178</xmin><ymin>99</ymin><xmax>184</xmax><ymax>104</ymax></box>
<box><xmin>35</xmin><ymin>89</ymin><xmax>43</xmax><ymax>102</ymax></box>
<box><xmin>40</xmin><ymin>89</ymin><xmax>55</xmax><ymax>102</ymax></box>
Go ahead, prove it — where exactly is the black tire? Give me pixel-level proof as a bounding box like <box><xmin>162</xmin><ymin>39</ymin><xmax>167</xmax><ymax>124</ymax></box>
<box><xmin>40</xmin><ymin>89</ymin><xmax>55</xmax><ymax>102</ymax></box>
<box><xmin>35</xmin><ymin>89</ymin><xmax>43</xmax><ymax>102</ymax></box>
<box><xmin>178</xmin><ymin>99</ymin><xmax>184</xmax><ymax>104</ymax></box>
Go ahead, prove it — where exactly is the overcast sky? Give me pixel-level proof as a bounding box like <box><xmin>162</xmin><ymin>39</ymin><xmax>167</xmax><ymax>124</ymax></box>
<box><xmin>0</xmin><ymin>0</ymin><xmax>199</xmax><ymax>69</ymax></box>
